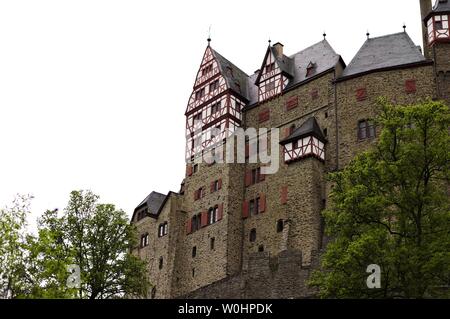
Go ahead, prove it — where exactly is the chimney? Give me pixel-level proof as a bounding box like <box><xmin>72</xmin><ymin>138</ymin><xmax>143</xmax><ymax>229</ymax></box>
<box><xmin>272</xmin><ymin>42</ymin><xmax>284</xmax><ymax>58</ymax></box>
<box><xmin>419</xmin><ymin>0</ymin><xmax>433</xmax><ymax>59</ymax></box>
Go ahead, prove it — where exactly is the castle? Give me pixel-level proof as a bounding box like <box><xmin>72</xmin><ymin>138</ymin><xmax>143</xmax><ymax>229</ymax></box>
<box><xmin>131</xmin><ymin>0</ymin><xmax>450</xmax><ymax>299</ymax></box>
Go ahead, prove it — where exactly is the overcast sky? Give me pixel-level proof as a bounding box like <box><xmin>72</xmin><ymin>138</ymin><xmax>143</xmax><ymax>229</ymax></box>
<box><xmin>0</xmin><ymin>0</ymin><xmax>426</xmax><ymax>230</ymax></box>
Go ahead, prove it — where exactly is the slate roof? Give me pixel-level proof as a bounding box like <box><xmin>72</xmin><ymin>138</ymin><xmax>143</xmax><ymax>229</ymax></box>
<box><xmin>134</xmin><ymin>191</ymin><xmax>167</xmax><ymax>216</ymax></box>
<box><xmin>280</xmin><ymin>117</ymin><xmax>326</xmax><ymax>145</ymax></box>
<box><xmin>340</xmin><ymin>32</ymin><xmax>426</xmax><ymax>79</ymax></box>
<box><xmin>211</xmin><ymin>48</ymin><xmax>251</xmax><ymax>102</ymax></box>
<box><xmin>430</xmin><ymin>0</ymin><xmax>450</xmax><ymax>16</ymax></box>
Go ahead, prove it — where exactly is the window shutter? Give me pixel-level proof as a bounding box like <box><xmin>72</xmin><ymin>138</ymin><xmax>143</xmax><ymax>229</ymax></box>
<box><xmin>259</xmin><ymin>194</ymin><xmax>266</xmax><ymax>213</ymax></box>
<box><xmin>201</xmin><ymin>211</ymin><xmax>208</xmax><ymax>227</ymax></box>
<box><xmin>258</xmin><ymin>109</ymin><xmax>270</xmax><ymax>123</ymax></box>
<box><xmin>356</xmin><ymin>88</ymin><xmax>367</xmax><ymax>101</ymax></box>
<box><xmin>405</xmin><ymin>80</ymin><xmax>417</xmax><ymax>93</ymax></box>
<box><xmin>194</xmin><ymin>190</ymin><xmax>198</xmax><ymax>201</ymax></box>
<box><xmin>285</xmin><ymin>96</ymin><xmax>299</xmax><ymax>111</ymax></box>
<box><xmin>218</xmin><ymin>179</ymin><xmax>222</xmax><ymax>190</ymax></box>
<box><xmin>187</xmin><ymin>164</ymin><xmax>193</xmax><ymax>176</ymax></box>
<box><xmin>210</xmin><ymin>181</ymin><xmax>215</xmax><ymax>193</ymax></box>
<box><xmin>245</xmin><ymin>143</ymin><xmax>249</xmax><ymax>158</ymax></box>
<box><xmin>281</xmin><ymin>186</ymin><xmax>288</xmax><ymax>205</ymax></box>
<box><xmin>242</xmin><ymin>201</ymin><xmax>249</xmax><ymax>219</ymax></box>
<box><xmin>245</xmin><ymin>170</ymin><xmax>252</xmax><ymax>187</ymax></box>
<box><xmin>217</xmin><ymin>204</ymin><xmax>223</xmax><ymax>221</ymax></box>
<box><xmin>186</xmin><ymin>218</ymin><xmax>192</xmax><ymax>235</ymax></box>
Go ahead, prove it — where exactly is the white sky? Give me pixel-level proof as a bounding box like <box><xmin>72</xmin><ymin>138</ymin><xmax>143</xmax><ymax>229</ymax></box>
<box><xmin>0</xmin><ymin>0</ymin><xmax>426</xmax><ymax>231</ymax></box>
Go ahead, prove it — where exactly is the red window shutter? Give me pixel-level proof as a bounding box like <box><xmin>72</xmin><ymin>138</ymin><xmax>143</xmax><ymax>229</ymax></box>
<box><xmin>311</xmin><ymin>89</ymin><xmax>318</xmax><ymax>99</ymax></box>
<box><xmin>245</xmin><ymin>143</ymin><xmax>249</xmax><ymax>158</ymax></box>
<box><xmin>286</xmin><ymin>96</ymin><xmax>299</xmax><ymax>111</ymax></box>
<box><xmin>405</xmin><ymin>80</ymin><xmax>416</xmax><ymax>93</ymax></box>
<box><xmin>201</xmin><ymin>211</ymin><xmax>208</xmax><ymax>228</ymax></box>
<box><xmin>186</xmin><ymin>218</ymin><xmax>192</xmax><ymax>235</ymax></box>
<box><xmin>194</xmin><ymin>190</ymin><xmax>198</xmax><ymax>201</ymax></box>
<box><xmin>259</xmin><ymin>194</ymin><xmax>266</xmax><ymax>213</ymax></box>
<box><xmin>242</xmin><ymin>201</ymin><xmax>249</xmax><ymax>219</ymax></box>
<box><xmin>210</xmin><ymin>181</ymin><xmax>215</xmax><ymax>193</ymax></box>
<box><xmin>217</xmin><ymin>204</ymin><xmax>223</xmax><ymax>221</ymax></box>
<box><xmin>187</xmin><ymin>164</ymin><xmax>193</xmax><ymax>176</ymax></box>
<box><xmin>245</xmin><ymin>170</ymin><xmax>252</xmax><ymax>187</ymax></box>
<box><xmin>218</xmin><ymin>179</ymin><xmax>222</xmax><ymax>190</ymax></box>
<box><xmin>356</xmin><ymin>88</ymin><xmax>367</xmax><ymax>101</ymax></box>
<box><xmin>281</xmin><ymin>186</ymin><xmax>288</xmax><ymax>205</ymax></box>
<box><xmin>258</xmin><ymin>109</ymin><xmax>270</xmax><ymax>123</ymax></box>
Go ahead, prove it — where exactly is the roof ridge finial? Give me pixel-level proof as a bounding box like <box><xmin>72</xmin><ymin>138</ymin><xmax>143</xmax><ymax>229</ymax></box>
<box><xmin>207</xmin><ymin>25</ymin><xmax>212</xmax><ymax>46</ymax></box>
<box><xmin>268</xmin><ymin>38</ymin><xmax>272</xmax><ymax>46</ymax></box>
<box><xmin>403</xmin><ymin>23</ymin><xmax>406</xmax><ymax>32</ymax></box>
<box><xmin>366</xmin><ymin>30</ymin><xmax>370</xmax><ymax>40</ymax></box>
<box><xmin>323</xmin><ymin>31</ymin><xmax>327</xmax><ymax>40</ymax></box>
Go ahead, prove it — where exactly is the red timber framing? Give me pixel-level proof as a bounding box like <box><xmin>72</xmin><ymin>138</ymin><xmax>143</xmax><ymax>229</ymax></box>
<box><xmin>256</xmin><ymin>49</ymin><xmax>289</xmax><ymax>103</ymax></box>
<box><xmin>283</xmin><ymin>136</ymin><xmax>325</xmax><ymax>163</ymax></box>
<box><xmin>427</xmin><ymin>14</ymin><xmax>450</xmax><ymax>45</ymax></box>
<box><xmin>185</xmin><ymin>45</ymin><xmax>246</xmax><ymax>161</ymax></box>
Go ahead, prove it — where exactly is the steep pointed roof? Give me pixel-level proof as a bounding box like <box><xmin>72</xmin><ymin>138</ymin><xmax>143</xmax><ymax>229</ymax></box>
<box><xmin>280</xmin><ymin>117</ymin><xmax>326</xmax><ymax>145</ymax></box>
<box><xmin>339</xmin><ymin>32</ymin><xmax>427</xmax><ymax>80</ymax></box>
<box><xmin>287</xmin><ymin>39</ymin><xmax>342</xmax><ymax>89</ymax></box>
<box><xmin>211</xmin><ymin>48</ymin><xmax>250</xmax><ymax>101</ymax></box>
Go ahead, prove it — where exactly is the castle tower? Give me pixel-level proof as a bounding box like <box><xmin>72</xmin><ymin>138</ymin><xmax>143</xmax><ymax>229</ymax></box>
<box><xmin>420</xmin><ymin>0</ymin><xmax>434</xmax><ymax>59</ymax></box>
<box><xmin>177</xmin><ymin>40</ymin><xmax>248</xmax><ymax>296</ymax></box>
<box><xmin>421</xmin><ymin>0</ymin><xmax>450</xmax><ymax>102</ymax></box>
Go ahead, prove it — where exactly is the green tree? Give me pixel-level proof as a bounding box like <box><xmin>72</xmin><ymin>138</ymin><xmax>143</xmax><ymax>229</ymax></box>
<box><xmin>0</xmin><ymin>195</ymin><xmax>33</xmax><ymax>298</ymax></box>
<box><xmin>310</xmin><ymin>99</ymin><xmax>450</xmax><ymax>298</ymax></box>
<box><xmin>12</xmin><ymin>190</ymin><xmax>150</xmax><ymax>299</ymax></box>
<box><xmin>65</xmin><ymin>191</ymin><xmax>150</xmax><ymax>299</ymax></box>
<box><xmin>17</xmin><ymin>209</ymin><xmax>78</xmax><ymax>298</ymax></box>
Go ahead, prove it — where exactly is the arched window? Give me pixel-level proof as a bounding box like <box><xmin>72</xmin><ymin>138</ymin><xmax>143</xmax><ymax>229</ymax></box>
<box><xmin>249</xmin><ymin>229</ymin><xmax>257</xmax><ymax>242</ymax></box>
<box><xmin>277</xmin><ymin>219</ymin><xmax>284</xmax><ymax>233</ymax></box>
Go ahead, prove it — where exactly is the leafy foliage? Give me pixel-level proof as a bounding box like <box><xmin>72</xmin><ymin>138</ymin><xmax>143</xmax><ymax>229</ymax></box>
<box><xmin>310</xmin><ymin>99</ymin><xmax>450</xmax><ymax>298</ymax></box>
<box><xmin>1</xmin><ymin>191</ymin><xmax>150</xmax><ymax>299</ymax></box>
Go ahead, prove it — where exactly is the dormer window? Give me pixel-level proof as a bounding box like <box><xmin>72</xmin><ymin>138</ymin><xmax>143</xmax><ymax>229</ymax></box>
<box><xmin>226</xmin><ymin>66</ymin><xmax>233</xmax><ymax>77</ymax></box>
<box><xmin>266</xmin><ymin>62</ymin><xmax>275</xmax><ymax>73</ymax></box>
<box><xmin>306</xmin><ymin>62</ymin><xmax>316</xmax><ymax>77</ymax></box>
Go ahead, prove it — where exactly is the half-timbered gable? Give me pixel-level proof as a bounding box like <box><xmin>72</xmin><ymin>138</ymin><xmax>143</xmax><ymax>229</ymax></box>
<box><xmin>185</xmin><ymin>44</ymin><xmax>250</xmax><ymax>160</ymax></box>
<box><xmin>280</xmin><ymin>117</ymin><xmax>326</xmax><ymax>163</ymax></box>
<box><xmin>255</xmin><ymin>43</ymin><xmax>294</xmax><ymax>102</ymax></box>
